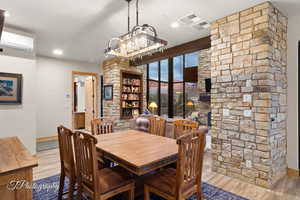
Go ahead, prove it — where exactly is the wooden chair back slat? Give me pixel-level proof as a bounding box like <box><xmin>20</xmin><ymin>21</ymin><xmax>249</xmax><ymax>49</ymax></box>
<box><xmin>175</xmin><ymin>129</ymin><xmax>206</xmax><ymax>198</ymax></box>
<box><xmin>173</xmin><ymin>120</ymin><xmax>198</xmax><ymax>139</ymax></box>
<box><xmin>148</xmin><ymin>116</ymin><xmax>166</xmax><ymax>137</ymax></box>
<box><xmin>57</xmin><ymin>126</ymin><xmax>75</xmax><ymax>174</ymax></box>
<box><xmin>74</xmin><ymin>131</ymin><xmax>99</xmax><ymax>195</ymax></box>
<box><xmin>91</xmin><ymin>118</ymin><xmax>114</xmax><ymax>135</ymax></box>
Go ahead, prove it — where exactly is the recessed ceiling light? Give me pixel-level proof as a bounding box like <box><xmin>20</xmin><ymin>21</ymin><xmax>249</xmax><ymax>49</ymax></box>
<box><xmin>4</xmin><ymin>11</ymin><xmax>10</xmax><ymax>17</ymax></box>
<box><xmin>53</xmin><ymin>49</ymin><xmax>63</xmax><ymax>55</ymax></box>
<box><xmin>171</xmin><ymin>21</ymin><xmax>180</xmax><ymax>28</ymax></box>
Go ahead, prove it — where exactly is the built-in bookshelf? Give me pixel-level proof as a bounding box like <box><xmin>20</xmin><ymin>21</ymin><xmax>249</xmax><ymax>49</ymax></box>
<box><xmin>120</xmin><ymin>70</ymin><xmax>143</xmax><ymax>119</ymax></box>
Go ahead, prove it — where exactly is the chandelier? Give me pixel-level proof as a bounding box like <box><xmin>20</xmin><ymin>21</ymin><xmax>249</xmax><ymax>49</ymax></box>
<box><xmin>104</xmin><ymin>0</ymin><xmax>168</xmax><ymax>59</ymax></box>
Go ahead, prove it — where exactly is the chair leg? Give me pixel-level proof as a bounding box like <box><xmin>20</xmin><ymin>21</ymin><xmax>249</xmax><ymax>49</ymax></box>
<box><xmin>128</xmin><ymin>185</ymin><xmax>135</xmax><ymax>200</ymax></box>
<box><xmin>144</xmin><ymin>185</ymin><xmax>150</xmax><ymax>200</ymax></box>
<box><xmin>197</xmin><ymin>188</ymin><xmax>203</xmax><ymax>200</ymax></box>
<box><xmin>58</xmin><ymin>171</ymin><xmax>65</xmax><ymax>200</ymax></box>
<box><xmin>68</xmin><ymin>177</ymin><xmax>76</xmax><ymax>200</ymax></box>
<box><xmin>76</xmin><ymin>181</ymin><xmax>82</xmax><ymax>200</ymax></box>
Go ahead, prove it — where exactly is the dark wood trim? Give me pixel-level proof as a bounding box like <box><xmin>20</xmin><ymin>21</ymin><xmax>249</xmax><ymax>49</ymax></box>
<box><xmin>183</xmin><ymin>55</ymin><xmax>186</xmax><ymax>118</ymax></box>
<box><xmin>0</xmin><ymin>10</ymin><xmax>4</xmax><ymax>40</ymax></box>
<box><xmin>131</xmin><ymin>36</ymin><xmax>211</xmax><ymax>66</ymax></box>
<box><xmin>169</xmin><ymin>58</ymin><xmax>174</xmax><ymax>118</ymax></box>
<box><xmin>184</xmin><ymin>67</ymin><xmax>198</xmax><ymax>83</ymax></box>
<box><xmin>146</xmin><ymin>64</ymin><xmax>149</xmax><ymax>109</ymax></box>
<box><xmin>158</xmin><ymin>61</ymin><xmax>161</xmax><ymax>116</ymax></box>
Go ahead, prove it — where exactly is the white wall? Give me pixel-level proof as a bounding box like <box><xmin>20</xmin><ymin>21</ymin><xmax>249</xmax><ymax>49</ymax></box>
<box><xmin>287</xmin><ymin>14</ymin><xmax>299</xmax><ymax>170</ymax></box>
<box><xmin>36</xmin><ymin>56</ymin><xmax>101</xmax><ymax>138</ymax></box>
<box><xmin>0</xmin><ymin>55</ymin><xmax>37</xmax><ymax>154</ymax></box>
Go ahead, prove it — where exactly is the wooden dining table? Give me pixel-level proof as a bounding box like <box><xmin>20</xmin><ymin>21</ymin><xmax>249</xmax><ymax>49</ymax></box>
<box><xmin>94</xmin><ymin>129</ymin><xmax>178</xmax><ymax>176</ymax></box>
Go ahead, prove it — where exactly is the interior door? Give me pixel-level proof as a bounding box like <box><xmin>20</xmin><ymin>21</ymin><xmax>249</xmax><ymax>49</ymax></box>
<box><xmin>85</xmin><ymin>76</ymin><xmax>96</xmax><ymax>131</ymax></box>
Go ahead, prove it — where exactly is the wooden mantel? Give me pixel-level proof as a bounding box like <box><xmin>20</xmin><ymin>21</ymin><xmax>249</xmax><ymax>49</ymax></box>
<box><xmin>0</xmin><ymin>137</ymin><xmax>38</xmax><ymax>200</ymax></box>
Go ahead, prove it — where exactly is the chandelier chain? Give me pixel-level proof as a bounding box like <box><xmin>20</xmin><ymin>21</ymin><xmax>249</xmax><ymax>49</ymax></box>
<box><xmin>136</xmin><ymin>0</ymin><xmax>139</xmax><ymax>26</ymax></box>
<box><xmin>127</xmin><ymin>0</ymin><xmax>130</xmax><ymax>32</ymax></box>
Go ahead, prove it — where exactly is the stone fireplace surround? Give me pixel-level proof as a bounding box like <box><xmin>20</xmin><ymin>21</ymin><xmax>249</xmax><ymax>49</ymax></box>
<box><xmin>102</xmin><ymin>1</ymin><xmax>287</xmax><ymax>189</ymax></box>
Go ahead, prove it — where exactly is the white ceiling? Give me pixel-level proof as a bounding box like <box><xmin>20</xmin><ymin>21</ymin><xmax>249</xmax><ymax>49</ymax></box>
<box><xmin>1</xmin><ymin>0</ymin><xmax>299</xmax><ymax>64</ymax></box>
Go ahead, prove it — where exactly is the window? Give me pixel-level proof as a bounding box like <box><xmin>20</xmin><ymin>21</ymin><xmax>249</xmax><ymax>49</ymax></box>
<box><xmin>147</xmin><ymin>59</ymin><xmax>169</xmax><ymax>116</ymax></box>
<box><xmin>185</xmin><ymin>52</ymin><xmax>199</xmax><ymax>67</ymax></box>
<box><xmin>184</xmin><ymin>52</ymin><xmax>199</xmax><ymax>117</ymax></box>
<box><xmin>160</xmin><ymin>59</ymin><xmax>169</xmax><ymax>117</ymax></box>
<box><xmin>173</xmin><ymin>56</ymin><xmax>184</xmax><ymax>117</ymax></box>
<box><xmin>147</xmin><ymin>51</ymin><xmax>198</xmax><ymax>118</ymax></box>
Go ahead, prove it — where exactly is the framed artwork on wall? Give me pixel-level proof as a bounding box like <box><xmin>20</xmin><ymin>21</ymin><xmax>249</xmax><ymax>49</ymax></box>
<box><xmin>104</xmin><ymin>85</ymin><xmax>113</xmax><ymax>100</ymax></box>
<box><xmin>0</xmin><ymin>72</ymin><xmax>22</xmax><ymax>104</ymax></box>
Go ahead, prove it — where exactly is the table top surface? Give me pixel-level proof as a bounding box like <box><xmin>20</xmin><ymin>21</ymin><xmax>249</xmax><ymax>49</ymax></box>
<box><xmin>95</xmin><ymin>130</ymin><xmax>178</xmax><ymax>168</ymax></box>
<box><xmin>0</xmin><ymin>137</ymin><xmax>38</xmax><ymax>174</ymax></box>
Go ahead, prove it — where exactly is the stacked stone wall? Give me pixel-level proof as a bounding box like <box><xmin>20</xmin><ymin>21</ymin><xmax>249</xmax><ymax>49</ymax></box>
<box><xmin>210</xmin><ymin>2</ymin><xmax>287</xmax><ymax>188</ymax></box>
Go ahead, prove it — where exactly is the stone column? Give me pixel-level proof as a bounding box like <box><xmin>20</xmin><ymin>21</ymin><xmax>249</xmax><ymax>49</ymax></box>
<box><xmin>102</xmin><ymin>58</ymin><xmax>146</xmax><ymax>130</ymax></box>
<box><xmin>210</xmin><ymin>2</ymin><xmax>287</xmax><ymax>188</ymax></box>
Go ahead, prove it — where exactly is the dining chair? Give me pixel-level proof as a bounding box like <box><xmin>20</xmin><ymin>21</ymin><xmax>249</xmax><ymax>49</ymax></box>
<box><xmin>91</xmin><ymin>117</ymin><xmax>115</xmax><ymax>168</ymax></box>
<box><xmin>148</xmin><ymin>116</ymin><xmax>166</xmax><ymax>137</ymax></box>
<box><xmin>91</xmin><ymin>117</ymin><xmax>114</xmax><ymax>135</ymax></box>
<box><xmin>74</xmin><ymin>131</ymin><xmax>135</xmax><ymax>200</ymax></box>
<box><xmin>57</xmin><ymin>126</ymin><xmax>76</xmax><ymax>200</ymax></box>
<box><xmin>144</xmin><ymin>128</ymin><xmax>207</xmax><ymax>200</ymax></box>
<box><xmin>173</xmin><ymin>119</ymin><xmax>199</xmax><ymax>139</ymax></box>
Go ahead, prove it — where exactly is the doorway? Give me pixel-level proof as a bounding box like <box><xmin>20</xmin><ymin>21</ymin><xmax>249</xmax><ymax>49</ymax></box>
<box><xmin>72</xmin><ymin>71</ymin><xmax>99</xmax><ymax>131</ymax></box>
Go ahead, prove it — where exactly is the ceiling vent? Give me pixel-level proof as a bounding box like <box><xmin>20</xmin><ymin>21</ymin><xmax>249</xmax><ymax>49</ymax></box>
<box><xmin>179</xmin><ymin>13</ymin><xmax>210</xmax><ymax>31</ymax></box>
<box><xmin>179</xmin><ymin>14</ymin><xmax>198</xmax><ymax>24</ymax></box>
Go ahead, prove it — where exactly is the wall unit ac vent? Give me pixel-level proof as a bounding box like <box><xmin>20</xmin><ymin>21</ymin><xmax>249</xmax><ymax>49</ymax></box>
<box><xmin>0</xmin><ymin>31</ymin><xmax>34</xmax><ymax>52</ymax></box>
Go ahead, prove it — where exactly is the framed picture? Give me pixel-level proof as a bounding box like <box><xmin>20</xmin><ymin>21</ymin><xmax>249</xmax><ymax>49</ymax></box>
<box><xmin>0</xmin><ymin>72</ymin><xmax>22</xmax><ymax>104</ymax></box>
<box><xmin>104</xmin><ymin>85</ymin><xmax>113</xmax><ymax>100</ymax></box>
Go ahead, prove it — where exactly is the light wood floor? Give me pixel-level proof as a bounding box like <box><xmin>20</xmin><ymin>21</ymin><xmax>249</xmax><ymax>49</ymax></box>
<box><xmin>33</xmin><ymin>148</ymin><xmax>300</xmax><ymax>200</ymax></box>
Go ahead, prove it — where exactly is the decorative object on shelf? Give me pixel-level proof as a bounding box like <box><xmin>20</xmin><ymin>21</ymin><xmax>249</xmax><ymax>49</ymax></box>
<box><xmin>148</xmin><ymin>101</ymin><xmax>158</xmax><ymax>115</ymax></box>
<box><xmin>103</xmin><ymin>85</ymin><xmax>113</xmax><ymax>100</ymax></box>
<box><xmin>0</xmin><ymin>72</ymin><xmax>22</xmax><ymax>104</ymax></box>
<box><xmin>104</xmin><ymin>0</ymin><xmax>167</xmax><ymax>59</ymax></box>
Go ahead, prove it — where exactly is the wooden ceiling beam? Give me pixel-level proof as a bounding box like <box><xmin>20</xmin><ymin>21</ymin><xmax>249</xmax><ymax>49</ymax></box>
<box><xmin>131</xmin><ymin>36</ymin><xmax>211</xmax><ymax>66</ymax></box>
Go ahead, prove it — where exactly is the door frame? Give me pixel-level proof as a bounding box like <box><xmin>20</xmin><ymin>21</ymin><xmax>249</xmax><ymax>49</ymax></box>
<box><xmin>71</xmin><ymin>71</ymin><xmax>100</xmax><ymax>130</ymax></box>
